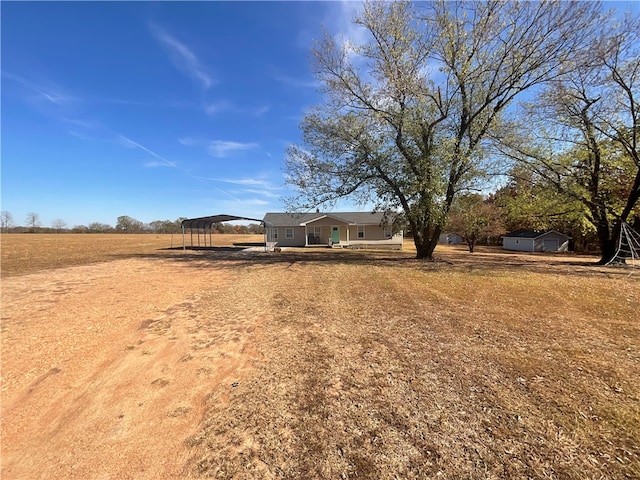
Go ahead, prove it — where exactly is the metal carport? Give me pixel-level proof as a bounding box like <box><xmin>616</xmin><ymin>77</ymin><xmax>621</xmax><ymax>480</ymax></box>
<box><xmin>180</xmin><ymin>214</ymin><xmax>271</xmax><ymax>250</ymax></box>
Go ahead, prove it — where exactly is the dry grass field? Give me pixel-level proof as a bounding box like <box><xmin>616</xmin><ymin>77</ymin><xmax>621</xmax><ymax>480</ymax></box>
<box><xmin>1</xmin><ymin>234</ymin><xmax>639</xmax><ymax>479</ymax></box>
<box><xmin>0</xmin><ymin>233</ymin><xmax>261</xmax><ymax>277</ymax></box>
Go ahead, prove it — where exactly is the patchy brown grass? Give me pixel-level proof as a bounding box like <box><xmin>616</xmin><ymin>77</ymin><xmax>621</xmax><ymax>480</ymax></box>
<box><xmin>2</xmin><ymin>238</ymin><xmax>638</xmax><ymax>479</ymax></box>
<box><xmin>185</xmin><ymin>245</ymin><xmax>639</xmax><ymax>479</ymax></box>
<box><xmin>0</xmin><ymin>233</ymin><xmax>263</xmax><ymax>277</ymax></box>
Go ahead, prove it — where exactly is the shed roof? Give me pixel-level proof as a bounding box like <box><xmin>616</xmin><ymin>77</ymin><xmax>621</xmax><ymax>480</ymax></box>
<box><xmin>503</xmin><ymin>229</ymin><xmax>570</xmax><ymax>239</ymax></box>
<box><xmin>263</xmin><ymin>212</ymin><xmax>391</xmax><ymax>227</ymax></box>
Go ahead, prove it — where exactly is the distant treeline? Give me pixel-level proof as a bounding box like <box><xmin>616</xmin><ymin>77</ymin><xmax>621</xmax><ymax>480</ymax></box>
<box><xmin>0</xmin><ymin>213</ymin><xmax>264</xmax><ymax>235</ymax></box>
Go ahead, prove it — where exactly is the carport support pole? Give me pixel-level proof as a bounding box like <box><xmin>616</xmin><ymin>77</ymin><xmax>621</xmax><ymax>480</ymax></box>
<box><xmin>182</xmin><ymin>225</ymin><xmax>186</xmax><ymax>250</ymax></box>
<box><xmin>264</xmin><ymin>224</ymin><xmax>267</xmax><ymax>252</ymax></box>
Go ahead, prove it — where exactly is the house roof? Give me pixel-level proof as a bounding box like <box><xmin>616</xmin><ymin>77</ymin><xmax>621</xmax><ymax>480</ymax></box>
<box><xmin>263</xmin><ymin>212</ymin><xmax>391</xmax><ymax>227</ymax></box>
<box><xmin>503</xmin><ymin>229</ymin><xmax>570</xmax><ymax>239</ymax></box>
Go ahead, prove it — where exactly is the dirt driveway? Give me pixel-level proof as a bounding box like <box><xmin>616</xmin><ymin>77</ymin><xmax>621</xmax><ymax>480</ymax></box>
<box><xmin>1</xmin><ymin>256</ymin><xmax>267</xmax><ymax>479</ymax></box>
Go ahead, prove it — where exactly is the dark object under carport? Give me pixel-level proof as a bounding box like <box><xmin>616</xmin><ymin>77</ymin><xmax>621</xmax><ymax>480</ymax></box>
<box><xmin>180</xmin><ymin>214</ymin><xmax>271</xmax><ymax>250</ymax></box>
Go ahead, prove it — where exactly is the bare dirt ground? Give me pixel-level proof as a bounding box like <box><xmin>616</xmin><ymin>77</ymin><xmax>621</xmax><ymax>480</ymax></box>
<box><xmin>1</xmin><ymin>255</ymin><xmax>268</xmax><ymax>479</ymax></box>
<box><xmin>1</xmin><ymin>236</ymin><xmax>639</xmax><ymax>479</ymax></box>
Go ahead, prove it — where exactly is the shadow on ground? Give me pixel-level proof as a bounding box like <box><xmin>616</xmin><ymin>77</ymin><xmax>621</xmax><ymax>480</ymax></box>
<box><xmin>110</xmin><ymin>245</ymin><xmax>639</xmax><ymax>280</ymax></box>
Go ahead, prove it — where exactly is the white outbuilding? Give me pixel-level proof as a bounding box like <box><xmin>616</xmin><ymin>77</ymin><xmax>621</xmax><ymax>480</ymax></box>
<box><xmin>502</xmin><ymin>229</ymin><xmax>571</xmax><ymax>252</ymax></box>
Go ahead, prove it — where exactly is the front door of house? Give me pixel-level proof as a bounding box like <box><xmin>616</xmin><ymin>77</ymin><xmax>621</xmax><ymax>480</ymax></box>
<box><xmin>331</xmin><ymin>226</ymin><xmax>340</xmax><ymax>244</ymax></box>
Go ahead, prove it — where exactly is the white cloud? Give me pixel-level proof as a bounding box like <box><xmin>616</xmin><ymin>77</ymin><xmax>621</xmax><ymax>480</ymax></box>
<box><xmin>191</xmin><ymin>176</ymin><xmax>282</xmax><ymax>193</ymax></box>
<box><xmin>328</xmin><ymin>2</ymin><xmax>368</xmax><ymax>44</ymax></box>
<box><xmin>219</xmin><ymin>178</ymin><xmax>280</xmax><ymax>189</ymax></box>
<box><xmin>3</xmin><ymin>72</ymin><xmax>77</xmax><ymax>106</ymax></box>
<box><xmin>242</xmin><ymin>189</ymin><xmax>281</xmax><ymax>199</ymax></box>
<box><xmin>253</xmin><ymin>104</ymin><xmax>271</xmax><ymax>116</ymax></box>
<box><xmin>117</xmin><ymin>134</ymin><xmax>177</xmax><ymax>168</ymax></box>
<box><xmin>271</xmin><ymin>72</ymin><xmax>320</xmax><ymax>89</ymax></box>
<box><xmin>203</xmin><ymin>100</ymin><xmax>233</xmax><ymax>115</ymax></box>
<box><xmin>207</xmin><ymin>141</ymin><xmax>259</xmax><ymax>158</ymax></box>
<box><xmin>203</xmin><ymin>100</ymin><xmax>271</xmax><ymax>117</ymax></box>
<box><xmin>179</xmin><ymin>136</ymin><xmax>199</xmax><ymax>146</ymax></box>
<box><xmin>149</xmin><ymin>23</ymin><xmax>214</xmax><ymax>90</ymax></box>
<box><xmin>63</xmin><ymin>117</ymin><xmax>96</xmax><ymax>128</ymax></box>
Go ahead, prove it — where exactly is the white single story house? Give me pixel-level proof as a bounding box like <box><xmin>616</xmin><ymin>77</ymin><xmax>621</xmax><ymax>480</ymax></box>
<box><xmin>502</xmin><ymin>229</ymin><xmax>571</xmax><ymax>252</ymax></box>
<box><xmin>263</xmin><ymin>212</ymin><xmax>403</xmax><ymax>249</ymax></box>
<box><xmin>438</xmin><ymin>232</ymin><xmax>463</xmax><ymax>245</ymax></box>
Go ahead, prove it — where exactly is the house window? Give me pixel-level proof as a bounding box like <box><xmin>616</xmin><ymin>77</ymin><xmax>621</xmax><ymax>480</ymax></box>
<box><xmin>384</xmin><ymin>227</ymin><xmax>392</xmax><ymax>238</ymax></box>
<box><xmin>357</xmin><ymin>225</ymin><xmax>365</xmax><ymax>238</ymax></box>
<box><xmin>312</xmin><ymin>226</ymin><xmax>322</xmax><ymax>238</ymax></box>
<box><xmin>285</xmin><ymin>228</ymin><xmax>294</xmax><ymax>239</ymax></box>
<box><xmin>270</xmin><ymin>228</ymin><xmax>278</xmax><ymax>240</ymax></box>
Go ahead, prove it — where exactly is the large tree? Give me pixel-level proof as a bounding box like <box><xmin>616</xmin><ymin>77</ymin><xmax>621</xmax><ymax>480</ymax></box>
<box><xmin>446</xmin><ymin>194</ymin><xmax>503</xmax><ymax>253</ymax></box>
<box><xmin>285</xmin><ymin>0</ymin><xmax>600</xmax><ymax>259</ymax></box>
<box><xmin>115</xmin><ymin>215</ymin><xmax>144</xmax><ymax>233</ymax></box>
<box><xmin>26</xmin><ymin>212</ymin><xmax>41</xmax><ymax>232</ymax></box>
<box><xmin>494</xmin><ymin>12</ymin><xmax>639</xmax><ymax>263</ymax></box>
<box><xmin>51</xmin><ymin>218</ymin><xmax>67</xmax><ymax>233</ymax></box>
<box><xmin>1</xmin><ymin>211</ymin><xmax>14</xmax><ymax>233</ymax></box>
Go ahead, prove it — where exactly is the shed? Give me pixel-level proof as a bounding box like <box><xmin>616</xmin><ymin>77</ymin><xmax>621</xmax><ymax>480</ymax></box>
<box><xmin>502</xmin><ymin>229</ymin><xmax>570</xmax><ymax>252</ymax></box>
<box><xmin>180</xmin><ymin>214</ymin><xmax>271</xmax><ymax>250</ymax></box>
<box><xmin>438</xmin><ymin>233</ymin><xmax>463</xmax><ymax>245</ymax></box>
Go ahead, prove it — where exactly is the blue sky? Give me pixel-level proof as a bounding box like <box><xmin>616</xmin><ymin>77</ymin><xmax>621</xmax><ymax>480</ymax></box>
<box><xmin>2</xmin><ymin>1</ymin><xmax>364</xmax><ymax>227</ymax></box>
<box><xmin>2</xmin><ymin>2</ymin><xmax>637</xmax><ymax>229</ymax></box>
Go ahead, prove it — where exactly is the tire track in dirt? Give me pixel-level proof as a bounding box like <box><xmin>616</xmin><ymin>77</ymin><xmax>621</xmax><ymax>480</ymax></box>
<box><xmin>1</xmin><ymin>257</ymin><xmax>268</xmax><ymax>479</ymax></box>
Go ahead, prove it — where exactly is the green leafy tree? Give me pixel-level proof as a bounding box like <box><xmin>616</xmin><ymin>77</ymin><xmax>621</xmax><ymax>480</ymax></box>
<box><xmin>494</xmin><ymin>168</ymin><xmax>597</xmax><ymax>252</ymax></box>
<box><xmin>285</xmin><ymin>0</ymin><xmax>600</xmax><ymax>259</ymax></box>
<box><xmin>447</xmin><ymin>194</ymin><xmax>503</xmax><ymax>252</ymax></box>
<box><xmin>494</xmin><ymin>13</ymin><xmax>639</xmax><ymax>263</ymax></box>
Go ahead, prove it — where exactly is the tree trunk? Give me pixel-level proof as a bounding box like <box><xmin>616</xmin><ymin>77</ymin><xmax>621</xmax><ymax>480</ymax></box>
<box><xmin>596</xmin><ymin>219</ymin><xmax>622</xmax><ymax>265</ymax></box>
<box><xmin>413</xmin><ymin>225</ymin><xmax>440</xmax><ymax>260</ymax></box>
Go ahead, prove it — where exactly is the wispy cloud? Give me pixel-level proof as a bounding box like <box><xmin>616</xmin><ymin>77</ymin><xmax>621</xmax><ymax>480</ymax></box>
<box><xmin>3</xmin><ymin>72</ymin><xmax>77</xmax><ymax>105</ymax></box>
<box><xmin>193</xmin><ymin>176</ymin><xmax>281</xmax><ymax>191</ymax></box>
<box><xmin>242</xmin><ymin>188</ymin><xmax>280</xmax><ymax>199</ymax></box>
<box><xmin>203</xmin><ymin>100</ymin><xmax>271</xmax><ymax>117</ymax></box>
<box><xmin>203</xmin><ymin>100</ymin><xmax>233</xmax><ymax>115</ymax></box>
<box><xmin>62</xmin><ymin>117</ymin><xmax>96</xmax><ymax>129</ymax></box>
<box><xmin>179</xmin><ymin>136</ymin><xmax>199</xmax><ymax>147</ymax></box>
<box><xmin>253</xmin><ymin>104</ymin><xmax>271</xmax><ymax>116</ymax></box>
<box><xmin>271</xmin><ymin>71</ymin><xmax>320</xmax><ymax>89</ymax></box>
<box><xmin>149</xmin><ymin>23</ymin><xmax>214</xmax><ymax>90</ymax></box>
<box><xmin>117</xmin><ymin>134</ymin><xmax>177</xmax><ymax>168</ymax></box>
<box><xmin>221</xmin><ymin>178</ymin><xmax>279</xmax><ymax>189</ymax></box>
<box><xmin>207</xmin><ymin>141</ymin><xmax>259</xmax><ymax>158</ymax></box>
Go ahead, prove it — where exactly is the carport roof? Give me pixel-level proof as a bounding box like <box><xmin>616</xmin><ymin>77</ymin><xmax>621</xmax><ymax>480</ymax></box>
<box><xmin>181</xmin><ymin>214</ymin><xmax>270</xmax><ymax>229</ymax></box>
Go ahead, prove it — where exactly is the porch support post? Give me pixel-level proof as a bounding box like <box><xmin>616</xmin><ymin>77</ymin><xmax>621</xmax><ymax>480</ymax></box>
<box><xmin>305</xmin><ymin>225</ymin><xmax>308</xmax><ymax>246</ymax></box>
<box><xmin>347</xmin><ymin>226</ymin><xmax>350</xmax><ymax>246</ymax></box>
